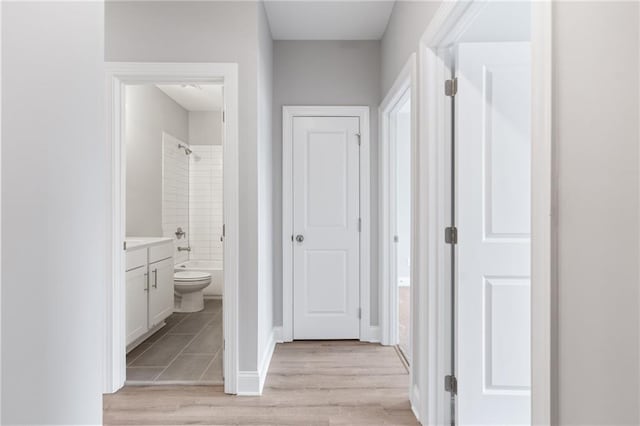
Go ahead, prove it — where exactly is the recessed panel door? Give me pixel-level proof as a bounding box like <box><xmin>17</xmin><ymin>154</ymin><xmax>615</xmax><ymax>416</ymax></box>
<box><xmin>292</xmin><ymin>116</ymin><xmax>360</xmax><ymax>340</ymax></box>
<box><xmin>456</xmin><ymin>42</ymin><xmax>532</xmax><ymax>425</ymax></box>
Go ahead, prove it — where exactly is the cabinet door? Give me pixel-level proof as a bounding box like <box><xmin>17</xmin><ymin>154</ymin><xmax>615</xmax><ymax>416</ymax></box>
<box><xmin>126</xmin><ymin>266</ymin><xmax>148</xmax><ymax>345</ymax></box>
<box><xmin>149</xmin><ymin>257</ymin><xmax>174</xmax><ymax>327</ymax></box>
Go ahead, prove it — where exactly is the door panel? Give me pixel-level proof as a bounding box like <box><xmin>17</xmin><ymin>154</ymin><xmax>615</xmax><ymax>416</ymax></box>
<box><xmin>148</xmin><ymin>257</ymin><xmax>174</xmax><ymax>328</ymax></box>
<box><xmin>126</xmin><ymin>266</ymin><xmax>148</xmax><ymax>345</ymax></box>
<box><xmin>293</xmin><ymin>116</ymin><xmax>360</xmax><ymax>340</ymax></box>
<box><xmin>456</xmin><ymin>42</ymin><xmax>531</xmax><ymax>425</ymax></box>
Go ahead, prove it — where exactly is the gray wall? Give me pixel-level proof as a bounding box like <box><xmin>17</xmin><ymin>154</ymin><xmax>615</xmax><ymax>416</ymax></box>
<box><xmin>272</xmin><ymin>40</ymin><xmax>381</xmax><ymax>326</ymax></box>
<box><xmin>2</xmin><ymin>2</ymin><xmax>105</xmax><ymax>423</ymax></box>
<box><xmin>189</xmin><ymin>111</ymin><xmax>223</xmax><ymax>146</ymax></box>
<box><xmin>106</xmin><ymin>0</ymin><xmax>265</xmax><ymax>372</ymax></box>
<box><xmin>257</xmin><ymin>3</ymin><xmax>275</xmax><ymax>360</ymax></box>
<box><xmin>554</xmin><ymin>2</ymin><xmax>639</xmax><ymax>423</ymax></box>
<box><xmin>125</xmin><ymin>85</ymin><xmax>189</xmax><ymax>237</ymax></box>
<box><xmin>380</xmin><ymin>1</ymin><xmax>441</xmax><ymax>96</ymax></box>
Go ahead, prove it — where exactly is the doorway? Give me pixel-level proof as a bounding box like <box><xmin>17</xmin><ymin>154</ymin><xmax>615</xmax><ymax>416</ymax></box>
<box><xmin>416</xmin><ymin>1</ymin><xmax>553</xmax><ymax>424</ymax></box>
<box><xmin>281</xmin><ymin>106</ymin><xmax>372</xmax><ymax>342</ymax></box>
<box><xmin>379</xmin><ymin>56</ymin><xmax>416</xmax><ymax>367</ymax></box>
<box><xmin>104</xmin><ymin>63</ymin><xmax>240</xmax><ymax>395</ymax></box>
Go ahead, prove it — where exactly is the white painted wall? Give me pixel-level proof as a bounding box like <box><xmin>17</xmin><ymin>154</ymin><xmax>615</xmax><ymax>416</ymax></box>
<box><xmin>257</xmin><ymin>2</ymin><xmax>275</xmax><ymax>367</ymax></box>
<box><xmin>189</xmin><ymin>111</ymin><xmax>223</xmax><ymax>146</ymax></box>
<box><xmin>106</xmin><ymin>0</ymin><xmax>267</xmax><ymax>373</ymax></box>
<box><xmin>272</xmin><ymin>40</ymin><xmax>381</xmax><ymax>326</ymax></box>
<box><xmin>380</xmin><ymin>1</ymin><xmax>441</xmax><ymax>96</ymax></box>
<box><xmin>125</xmin><ymin>85</ymin><xmax>189</xmax><ymax>237</ymax></box>
<box><xmin>553</xmin><ymin>2</ymin><xmax>639</xmax><ymax>423</ymax></box>
<box><xmin>1</xmin><ymin>2</ymin><xmax>104</xmax><ymax>423</ymax></box>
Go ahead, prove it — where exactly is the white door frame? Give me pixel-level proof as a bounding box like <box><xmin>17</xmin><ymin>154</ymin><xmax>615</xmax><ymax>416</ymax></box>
<box><xmin>416</xmin><ymin>1</ymin><xmax>554</xmax><ymax>424</ymax></box>
<box><xmin>282</xmin><ymin>106</ymin><xmax>372</xmax><ymax>342</ymax></box>
<box><xmin>379</xmin><ymin>54</ymin><xmax>417</xmax><ymax>348</ymax></box>
<box><xmin>104</xmin><ymin>62</ymin><xmax>240</xmax><ymax>395</ymax></box>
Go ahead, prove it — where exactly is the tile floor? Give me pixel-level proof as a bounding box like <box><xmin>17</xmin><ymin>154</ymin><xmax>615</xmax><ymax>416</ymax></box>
<box><xmin>126</xmin><ymin>299</ymin><xmax>223</xmax><ymax>384</ymax></box>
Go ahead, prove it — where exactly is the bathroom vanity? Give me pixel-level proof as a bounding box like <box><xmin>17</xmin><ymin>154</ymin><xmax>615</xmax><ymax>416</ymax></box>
<box><xmin>125</xmin><ymin>237</ymin><xmax>174</xmax><ymax>350</ymax></box>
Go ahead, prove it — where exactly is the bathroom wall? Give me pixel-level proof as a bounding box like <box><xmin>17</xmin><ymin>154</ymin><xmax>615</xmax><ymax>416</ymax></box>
<box><xmin>189</xmin><ymin>145</ymin><xmax>224</xmax><ymax>265</ymax></box>
<box><xmin>162</xmin><ymin>133</ymin><xmax>191</xmax><ymax>264</ymax></box>
<box><xmin>189</xmin><ymin>111</ymin><xmax>223</xmax><ymax>146</ymax></box>
<box><xmin>125</xmin><ymin>84</ymin><xmax>189</xmax><ymax>237</ymax></box>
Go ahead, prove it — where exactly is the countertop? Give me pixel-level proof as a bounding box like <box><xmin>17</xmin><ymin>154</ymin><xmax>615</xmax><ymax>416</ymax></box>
<box><xmin>125</xmin><ymin>237</ymin><xmax>173</xmax><ymax>251</ymax></box>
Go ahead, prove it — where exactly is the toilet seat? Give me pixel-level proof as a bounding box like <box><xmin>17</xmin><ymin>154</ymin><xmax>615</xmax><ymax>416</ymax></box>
<box><xmin>174</xmin><ymin>271</ymin><xmax>211</xmax><ymax>282</ymax></box>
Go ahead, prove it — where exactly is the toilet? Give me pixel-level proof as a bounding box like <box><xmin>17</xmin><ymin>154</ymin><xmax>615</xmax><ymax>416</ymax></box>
<box><xmin>174</xmin><ymin>270</ymin><xmax>212</xmax><ymax>313</ymax></box>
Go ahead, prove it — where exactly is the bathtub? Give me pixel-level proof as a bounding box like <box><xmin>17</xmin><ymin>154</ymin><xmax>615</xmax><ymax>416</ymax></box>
<box><xmin>175</xmin><ymin>260</ymin><xmax>223</xmax><ymax>297</ymax></box>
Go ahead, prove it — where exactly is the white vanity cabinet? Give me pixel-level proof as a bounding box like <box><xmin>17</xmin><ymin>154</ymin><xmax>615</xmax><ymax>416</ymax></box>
<box><xmin>125</xmin><ymin>238</ymin><xmax>174</xmax><ymax>348</ymax></box>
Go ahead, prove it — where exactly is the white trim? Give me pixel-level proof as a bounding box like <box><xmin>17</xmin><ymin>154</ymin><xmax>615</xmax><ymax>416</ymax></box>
<box><xmin>416</xmin><ymin>1</ymin><xmax>554</xmax><ymax>424</ymax></box>
<box><xmin>237</xmin><ymin>327</ymin><xmax>277</xmax><ymax>396</ymax></box>
<box><xmin>104</xmin><ymin>62</ymin><xmax>240</xmax><ymax>395</ymax></box>
<box><xmin>378</xmin><ymin>54</ymin><xmax>416</xmax><ymax>348</ymax></box>
<box><xmin>281</xmin><ymin>106</ymin><xmax>371</xmax><ymax>343</ymax></box>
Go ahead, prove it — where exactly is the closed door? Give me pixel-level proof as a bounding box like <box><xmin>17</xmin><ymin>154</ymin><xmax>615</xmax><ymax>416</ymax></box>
<box><xmin>456</xmin><ymin>42</ymin><xmax>531</xmax><ymax>425</ymax></box>
<box><xmin>292</xmin><ymin>116</ymin><xmax>360</xmax><ymax>340</ymax></box>
<box><xmin>126</xmin><ymin>266</ymin><xmax>148</xmax><ymax>345</ymax></box>
<box><xmin>148</xmin><ymin>257</ymin><xmax>174</xmax><ymax>328</ymax></box>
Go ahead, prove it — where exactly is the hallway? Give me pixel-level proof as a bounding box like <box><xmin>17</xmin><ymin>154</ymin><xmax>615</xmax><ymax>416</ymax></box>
<box><xmin>104</xmin><ymin>341</ymin><xmax>416</xmax><ymax>425</ymax></box>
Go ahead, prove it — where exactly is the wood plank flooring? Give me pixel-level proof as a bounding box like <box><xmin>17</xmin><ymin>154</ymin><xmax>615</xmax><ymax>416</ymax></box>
<box><xmin>104</xmin><ymin>340</ymin><xmax>417</xmax><ymax>425</ymax></box>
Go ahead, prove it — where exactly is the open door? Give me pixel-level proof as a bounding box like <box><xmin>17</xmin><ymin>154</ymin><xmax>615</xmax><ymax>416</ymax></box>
<box><xmin>454</xmin><ymin>42</ymin><xmax>532</xmax><ymax>425</ymax></box>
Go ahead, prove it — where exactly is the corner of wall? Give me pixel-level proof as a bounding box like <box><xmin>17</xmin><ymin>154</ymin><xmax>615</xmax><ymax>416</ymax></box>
<box><xmin>237</xmin><ymin>326</ymin><xmax>278</xmax><ymax>396</ymax></box>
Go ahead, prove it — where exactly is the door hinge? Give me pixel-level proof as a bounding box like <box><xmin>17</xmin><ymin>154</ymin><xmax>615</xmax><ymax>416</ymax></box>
<box><xmin>445</xmin><ymin>226</ymin><xmax>458</xmax><ymax>244</ymax></box>
<box><xmin>123</xmin><ymin>241</ymin><xmax>127</xmax><ymax>251</ymax></box>
<box><xmin>356</xmin><ymin>133</ymin><xmax>361</xmax><ymax>146</ymax></box>
<box><xmin>358</xmin><ymin>218</ymin><xmax>362</xmax><ymax>232</ymax></box>
<box><xmin>445</xmin><ymin>374</ymin><xmax>457</xmax><ymax>395</ymax></box>
<box><xmin>393</xmin><ymin>235</ymin><xmax>399</xmax><ymax>243</ymax></box>
<box><xmin>358</xmin><ymin>307</ymin><xmax>362</xmax><ymax>319</ymax></box>
<box><xmin>222</xmin><ymin>110</ymin><xmax>226</xmax><ymax>122</ymax></box>
<box><xmin>445</xmin><ymin>78</ymin><xmax>458</xmax><ymax>97</ymax></box>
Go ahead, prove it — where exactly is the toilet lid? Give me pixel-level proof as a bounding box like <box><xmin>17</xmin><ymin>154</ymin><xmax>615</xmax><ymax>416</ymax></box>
<box><xmin>175</xmin><ymin>270</ymin><xmax>211</xmax><ymax>281</ymax></box>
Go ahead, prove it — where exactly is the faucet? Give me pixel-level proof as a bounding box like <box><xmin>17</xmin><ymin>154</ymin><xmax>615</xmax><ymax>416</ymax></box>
<box><xmin>177</xmin><ymin>246</ymin><xmax>191</xmax><ymax>252</ymax></box>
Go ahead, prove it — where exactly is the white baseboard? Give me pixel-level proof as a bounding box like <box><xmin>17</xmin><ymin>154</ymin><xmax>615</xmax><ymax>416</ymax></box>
<box><xmin>237</xmin><ymin>327</ymin><xmax>277</xmax><ymax>396</ymax></box>
<box><xmin>273</xmin><ymin>326</ymin><xmax>284</xmax><ymax>343</ymax></box>
<box><xmin>410</xmin><ymin>383</ymin><xmax>421</xmax><ymax>424</ymax></box>
<box><xmin>361</xmin><ymin>325</ymin><xmax>380</xmax><ymax>343</ymax></box>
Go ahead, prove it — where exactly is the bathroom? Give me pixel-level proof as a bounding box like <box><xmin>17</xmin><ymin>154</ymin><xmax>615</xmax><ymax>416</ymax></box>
<box><xmin>123</xmin><ymin>83</ymin><xmax>225</xmax><ymax>384</ymax></box>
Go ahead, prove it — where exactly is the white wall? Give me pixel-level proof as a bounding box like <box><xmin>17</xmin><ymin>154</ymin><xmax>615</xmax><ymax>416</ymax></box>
<box><xmin>1</xmin><ymin>2</ymin><xmax>104</xmax><ymax>423</ymax></box>
<box><xmin>257</xmin><ymin>2</ymin><xmax>275</xmax><ymax>369</ymax></box>
<box><xmin>553</xmin><ymin>2</ymin><xmax>639</xmax><ymax>423</ymax></box>
<box><xmin>189</xmin><ymin>111</ymin><xmax>223</xmax><ymax>146</ymax></box>
<box><xmin>125</xmin><ymin>84</ymin><xmax>189</xmax><ymax>237</ymax></box>
<box><xmin>106</xmin><ymin>0</ymin><xmax>265</xmax><ymax>372</ymax></box>
<box><xmin>380</xmin><ymin>1</ymin><xmax>441</xmax><ymax>96</ymax></box>
<box><xmin>272</xmin><ymin>40</ymin><xmax>381</xmax><ymax>326</ymax></box>
<box><xmin>395</xmin><ymin>108</ymin><xmax>411</xmax><ymax>282</ymax></box>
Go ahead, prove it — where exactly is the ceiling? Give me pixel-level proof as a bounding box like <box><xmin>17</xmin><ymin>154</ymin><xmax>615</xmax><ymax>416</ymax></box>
<box><xmin>264</xmin><ymin>1</ymin><xmax>395</xmax><ymax>40</ymax></box>
<box><xmin>156</xmin><ymin>84</ymin><xmax>223</xmax><ymax>112</ymax></box>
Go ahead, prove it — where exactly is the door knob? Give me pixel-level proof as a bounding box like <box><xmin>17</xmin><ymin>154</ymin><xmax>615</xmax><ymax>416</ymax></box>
<box><xmin>295</xmin><ymin>234</ymin><xmax>304</xmax><ymax>243</ymax></box>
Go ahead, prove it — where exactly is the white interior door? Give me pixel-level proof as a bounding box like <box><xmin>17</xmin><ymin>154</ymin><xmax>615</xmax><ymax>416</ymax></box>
<box><xmin>292</xmin><ymin>116</ymin><xmax>360</xmax><ymax>340</ymax></box>
<box><xmin>456</xmin><ymin>42</ymin><xmax>532</xmax><ymax>425</ymax></box>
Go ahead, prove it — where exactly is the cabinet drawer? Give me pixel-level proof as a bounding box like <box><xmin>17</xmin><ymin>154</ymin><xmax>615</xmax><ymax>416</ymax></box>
<box><xmin>149</xmin><ymin>242</ymin><xmax>173</xmax><ymax>263</ymax></box>
<box><xmin>126</xmin><ymin>248</ymin><xmax>147</xmax><ymax>271</ymax></box>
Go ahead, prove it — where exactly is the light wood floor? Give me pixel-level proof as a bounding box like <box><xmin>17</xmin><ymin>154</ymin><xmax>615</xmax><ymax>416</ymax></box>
<box><xmin>104</xmin><ymin>340</ymin><xmax>417</xmax><ymax>425</ymax></box>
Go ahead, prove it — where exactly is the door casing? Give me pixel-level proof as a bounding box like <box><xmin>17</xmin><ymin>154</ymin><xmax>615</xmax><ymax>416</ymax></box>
<box><xmin>282</xmin><ymin>106</ymin><xmax>374</xmax><ymax>343</ymax></box>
